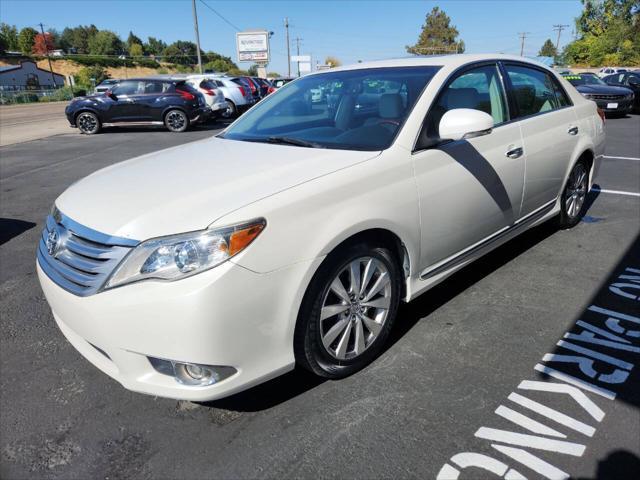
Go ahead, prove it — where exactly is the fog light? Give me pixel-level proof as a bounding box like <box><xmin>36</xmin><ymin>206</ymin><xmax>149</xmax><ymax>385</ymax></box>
<box><xmin>148</xmin><ymin>356</ymin><xmax>237</xmax><ymax>387</ymax></box>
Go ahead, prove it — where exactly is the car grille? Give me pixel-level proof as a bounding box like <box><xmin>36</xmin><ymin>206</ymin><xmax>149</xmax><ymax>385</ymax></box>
<box><xmin>37</xmin><ymin>209</ymin><xmax>138</xmax><ymax>296</ymax></box>
<box><xmin>591</xmin><ymin>94</ymin><xmax>625</xmax><ymax>100</ymax></box>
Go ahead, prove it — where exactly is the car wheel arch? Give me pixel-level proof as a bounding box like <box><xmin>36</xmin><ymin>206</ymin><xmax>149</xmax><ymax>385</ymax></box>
<box><xmin>162</xmin><ymin>106</ymin><xmax>188</xmax><ymax>120</ymax></box>
<box><xmin>74</xmin><ymin>108</ymin><xmax>100</xmax><ymax>123</ymax></box>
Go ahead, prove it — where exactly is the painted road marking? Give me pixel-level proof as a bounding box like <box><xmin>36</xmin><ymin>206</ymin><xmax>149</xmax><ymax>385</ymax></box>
<box><xmin>603</xmin><ymin>155</ymin><xmax>640</xmax><ymax>161</ymax></box>
<box><xmin>592</xmin><ymin>187</ymin><xmax>640</xmax><ymax>198</ymax></box>
<box><xmin>437</xmin><ymin>264</ymin><xmax>639</xmax><ymax>480</ymax></box>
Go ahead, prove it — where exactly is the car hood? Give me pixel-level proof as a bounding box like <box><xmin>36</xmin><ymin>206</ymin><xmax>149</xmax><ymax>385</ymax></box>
<box><xmin>575</xmin><ymin>84</ymin><xmax>633</xmax><ymax>95</ymax></box>
<box><xmin>55</xmin><ymin>136</ymin><xmax>380</xmax><ymax>241</ymax></box>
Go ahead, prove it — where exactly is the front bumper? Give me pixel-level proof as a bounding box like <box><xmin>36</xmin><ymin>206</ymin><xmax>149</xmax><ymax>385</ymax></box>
<box><xmin>37</xmin><ymin>256</ymin><xmax>320</xmax><ymax>401</ymax></box>
<box><xmin>593</xmin><ymin>98</ymin><xmax>633</xmax><ymax>114</ymax></box>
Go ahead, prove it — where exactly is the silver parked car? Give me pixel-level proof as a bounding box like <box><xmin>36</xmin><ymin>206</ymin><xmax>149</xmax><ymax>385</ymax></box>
<box><xmin>209</xmin><ymin>76</ymin><xmax>255</xmax><ymax>118</ymax></box>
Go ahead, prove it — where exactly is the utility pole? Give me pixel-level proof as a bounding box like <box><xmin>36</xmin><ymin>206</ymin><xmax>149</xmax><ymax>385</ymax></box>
<box><xmin>284</xmin><ymin>17</ymin><xmax>291</xmax><ymax>77</ymax></box>
<box><xmin>38</xmin><ymin>23</ymin><xmax>57</xmax><ymax>88</ymax></box>
<box><xmin>518</xmin><ymin>32</ymin><xmax>529</xmax><ymax>57</ymax></box>
<box><xmin>294</xmin><ymin>36</ymin><xmax>302</xmax><ymax>77</ymax></box>
<box><xmin>553</xmin><ymin>24</ymin><xmax>569</xmax><ymax>52</ymax></box>
<box><xmin>191</xmin><ymin>0</ymin><xmax>203</xmax><ymax>74</ymax></box>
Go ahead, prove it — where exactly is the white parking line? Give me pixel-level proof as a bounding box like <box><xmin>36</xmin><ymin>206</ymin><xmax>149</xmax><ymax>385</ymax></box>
<box><xmin>603</xmin><ymin>155</ymin><xmax>640</xmax><ymax>161</ymax></box>
<box><xmin>592</xmin><ymin>187</ymin><xmax>640</xmax><ymax>198</ymax></box>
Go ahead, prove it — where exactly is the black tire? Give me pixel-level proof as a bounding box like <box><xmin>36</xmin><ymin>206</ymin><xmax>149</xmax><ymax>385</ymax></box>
<box><xmin>294</xmin><ymin>242</ymin><xmax>402</xmax><ymax>379</ymax></box>
<box><xmin>75</xmin><ymin>111</ymin><xmax>100</xmax><ymax>135</ymax></box>
<box><xmin>222</xmin><ymin>100</ymin><xmax>236</xmax><ymax>119</ymax></box>
<box><xmin>558</xmin><ymin>160</ymin><xmax>589</xmax><ymax>229</ymax></box>
<box><xmin>164</xmin><ymin>109</ymin><xmax>189</xmax><ymax>132</ymax></box>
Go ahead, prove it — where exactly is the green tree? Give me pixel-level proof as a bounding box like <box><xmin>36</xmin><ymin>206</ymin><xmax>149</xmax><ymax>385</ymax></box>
<box><xmin>564</xmin><ymin>0</ymin><xmax>640</xmax><ymax>66</ymax></box>
<box><xmin>126</xmin><ymin>31</ymin><xmax>143</xmax><ymax>49</ymax></box>
<box><xmin>161</xmin><ymin>40</ymin><xmax>199</xmax><ymax>65</ymax></box>
<box><xmin>267</xmin><ymin>72</ymin><xmax>281</xmax><ymax>78</ymax></box>
<box><xmin>60</xmin><ymin>25</ymin><xmax>98</xmax><ymax>53</ymax></box>
<box><xmin>74</xmin><ymin>66</ymin><xmax>108</xmax><ymax>89</ymax></box>
<box><xmin>406</xmin><ymin>6</ymin><xmax>465</xmax><ymax>55</ymax></box>
<box><xmin>87</xmin><ymin>30</ymin><xmax>123</xmax><ymax>56</ymax></box>
<box><xmin>538</xmin><ymin>39</ymin><xmax>558</xmax><ymax>57</ymax></box>
<box><xmin>0</xmin><ymin>23</ymin><xmax>19</xmax><ymax>51</ymax></box>
<box><xmin>129</xmin><ymin>43</ymin><xmax>143</xmax><ymax>57</ymax></box>
<box><xmin>18</xmin><ymin>27</ymin><xmax>38</xmax><ymax>55</ymax></box>
<box><xmin>144</xmin><ymin>37</ymin><xmax>167</xmax><ymax>56</ymax></box>
<box><xmin>247</xmin><ymin>64</ymin><xmax>258</xmax><ymax>76</ymax></box>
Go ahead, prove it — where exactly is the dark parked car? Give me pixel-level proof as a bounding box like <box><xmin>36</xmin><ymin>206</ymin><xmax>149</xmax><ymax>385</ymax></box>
<box><xmin>251</xmin><ymin>77</ymin><xmax>271</xmax><ymax>97</ymax></box>
<box><xmin>66</xmin><ymin>78</ymin><xmax>209</xmax><ymax>134</ymax></box>
<box><xmin>602</xmin><ymin>71</ymin><xmax>640</xmax><ymax>112</ymax></box>
<box><xmin>562</xmin><ymin>73</ymin><xmax>634</xmax><ymax>116</ymax></box>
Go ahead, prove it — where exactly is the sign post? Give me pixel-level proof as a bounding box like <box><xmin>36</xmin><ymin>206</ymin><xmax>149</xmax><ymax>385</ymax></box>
<box><xmin>236</xmin><ymin>30</ymin><xmax>270</xmax><ymax>76</ymax></box>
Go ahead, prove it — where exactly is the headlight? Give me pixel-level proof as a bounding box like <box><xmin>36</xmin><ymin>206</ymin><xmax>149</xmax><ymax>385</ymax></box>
<box><xmin>104</xmin><ymin>218</ymin><xmax>265</xmax><ymax>289</ymax></box>
<box><xmin>627</xmin><ymin>93</ymin><xmax>635</xmax><ymax>100</ymax></box>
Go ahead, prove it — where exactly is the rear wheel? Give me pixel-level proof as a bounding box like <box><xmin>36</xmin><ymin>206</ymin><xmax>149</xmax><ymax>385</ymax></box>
<box><xmin>558</xmin><ymin>160</ymin><xmax>589</xmax><ymax>229</ymax></box>
<box><xmin>76</xmin><ymin>112</ymin><xmax>100</xmax><ymax>135</ymax></box>
<box><xmin>222</xmin><ymin>100</ymin><xmax>236</xmax><ymax>119</ymax></box>
<box><xmin>294</xmin><ymin>242</ymin><xmax>402</xmax><ymax>378</ymax></box>
<box><xmin>164</xmin><ymin>109</ymin><xmax>189</xmax><ymax>132</ymax></box>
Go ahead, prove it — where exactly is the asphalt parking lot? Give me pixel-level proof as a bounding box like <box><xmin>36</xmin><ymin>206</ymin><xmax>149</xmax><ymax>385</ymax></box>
<box><xmin>1</xmin><ymin>115</ymin><xmax>639</xmax><ymax>479</ymax></box>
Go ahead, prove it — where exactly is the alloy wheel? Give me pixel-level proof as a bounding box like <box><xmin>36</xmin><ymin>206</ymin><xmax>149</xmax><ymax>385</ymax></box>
<box><xmin>166</xmin><ymin>111</ymin><xmax>186</xmax><ymax>131</ymax></box>
<box><xmin>77</xmin><ymin>113</ymin><xmax>98</xmax><ymax>134</ymax></box>
<box><xmin>320</xmin><ymin>257</ymin><xmax>392</xmax><ymax>360</ymax></box>
<box><xmin>565</xmin><ymin>163</ymin><xmax>588</xmax><ymax>219</ymax></box>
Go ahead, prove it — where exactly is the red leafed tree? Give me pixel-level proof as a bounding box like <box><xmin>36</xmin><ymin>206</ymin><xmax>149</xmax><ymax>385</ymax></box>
<box><xmin>32</xmin><ymin>32</ymin><xmax>54</xmax><ymax>55</ymax></box>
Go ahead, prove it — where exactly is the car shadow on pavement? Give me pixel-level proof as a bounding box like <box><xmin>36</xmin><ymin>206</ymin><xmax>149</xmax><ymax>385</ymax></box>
<box><xmin>0</xmin><ymin>218</ymin><xmax>36</xmax><ymax>246</ymax></box>
<box><xmin>572</xmin><ymin>449</ymin><xmax>640</xmax><ymax>480</ymax></box>
<box><xmin>202</xmin><ymin>190</ymin><xmax>603</xmax><ymax>413</ymax></box>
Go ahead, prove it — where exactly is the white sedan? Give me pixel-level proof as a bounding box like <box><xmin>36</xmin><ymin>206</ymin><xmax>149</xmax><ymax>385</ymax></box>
<box><xmin>37</xmin><ymin>54</ymin><xmax>605</xmax><ymax>401</ymax></box>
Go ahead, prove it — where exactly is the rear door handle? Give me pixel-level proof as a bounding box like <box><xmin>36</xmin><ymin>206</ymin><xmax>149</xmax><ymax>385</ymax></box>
<box><xmin>506</xmin><ymin>147</ymin><xmax>523</xmax><ymax>159</ymax></box>
<box><xmin>568</xmin><ymin>126</ymin><xmax>579</xmax><ymax>135</ymax></box>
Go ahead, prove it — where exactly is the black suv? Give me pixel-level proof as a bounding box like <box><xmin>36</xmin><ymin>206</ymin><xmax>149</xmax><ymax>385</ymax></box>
<box><xmin>65</xmin><ymin>78</ymin><xmax>209</xmax><ymax>134</ymax></box>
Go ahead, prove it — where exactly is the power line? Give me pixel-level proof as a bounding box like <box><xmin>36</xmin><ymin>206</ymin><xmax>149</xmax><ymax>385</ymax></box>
<box><xmin>518</xmin><ymin>32</ymin><xmax>530</xmax><ymax>56</ymax></box>
<box><xmin>198</xmin><ymin>0</ymin><xmax>241</xmax><ymax>32</ymax></box>
<box><xmin>553</xmin><ymin>24</ymin><xmax>570</xmax><ymax>52</ymax></box>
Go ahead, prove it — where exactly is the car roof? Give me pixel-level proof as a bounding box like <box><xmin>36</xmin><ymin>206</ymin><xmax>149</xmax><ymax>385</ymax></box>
<box><xmin>118</xmin><ymin>77</ymin><xmax>182</xmax><ymax>82</ymax></box>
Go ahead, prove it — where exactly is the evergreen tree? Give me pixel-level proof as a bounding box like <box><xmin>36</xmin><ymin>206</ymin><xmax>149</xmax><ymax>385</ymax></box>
<box><xmin>538</xmin><ymin>39</ymin><xmax>558</xmax><ymax>57</ymax></box>
<box><xmin>406</xmin><ymin>7</ymin><xmax>465</xmax><ymax>55</ymax></box>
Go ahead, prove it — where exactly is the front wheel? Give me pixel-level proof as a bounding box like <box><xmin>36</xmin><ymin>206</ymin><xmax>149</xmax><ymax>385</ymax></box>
<box><xmin>164</xmin><ymin>109</ymin><xmax>189</xmax><ymax>132</ymax></box>
<box><xmin>558</xmin><ymin>161</ymin><xmax>589</xmax><ymax>229</ymax></box>
<box><xmin>294</xmin><ymin>243</ymin><xmax>402</xmax><ymax>378</ymax></box>
<box><xmin>76</xmin><ymin>112</ymin><xmax>100</xmax><ymax>135</ymax></box>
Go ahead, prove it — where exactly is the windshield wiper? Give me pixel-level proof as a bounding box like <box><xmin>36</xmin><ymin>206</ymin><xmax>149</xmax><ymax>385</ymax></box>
<box><xmin>266</xmin><ymin>136</ymin><xmax>326</xmax><ymax>148</ymax></box>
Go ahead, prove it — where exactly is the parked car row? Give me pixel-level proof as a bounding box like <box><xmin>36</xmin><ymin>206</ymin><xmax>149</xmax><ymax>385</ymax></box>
<box><xmin>561</xmin><ymin>71</ymin><xmax>639</xmax><ymax>116</ymax></box>
<box><xmin>67</xmin><ymin>74</ymin><xmax>296</xmax><ymax>135</ymax></box>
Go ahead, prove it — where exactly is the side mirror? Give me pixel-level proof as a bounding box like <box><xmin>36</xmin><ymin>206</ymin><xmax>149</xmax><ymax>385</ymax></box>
<box><xmin>105</xmin><ymin>90</ymin><xmax>117</xmax><ymax>100</ymax></box>
<box><xmin>439</xmin><ymin>108</ymin><xmax>494</xmax><ymax>141</ymax></box>
<box><xmin>628</xmin><ymin>77</ymin><xmax>639</xmax><ymax>86</ymax></box>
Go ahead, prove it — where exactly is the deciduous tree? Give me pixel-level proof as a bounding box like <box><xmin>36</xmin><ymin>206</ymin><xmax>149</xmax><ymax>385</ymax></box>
<box><xmin>0</xmin><ymin>23</ymin><xmax>19</xmax><ymax>51</ymax></box>
<box><xmin>87</xmin><ymin>30</ymin><xmax>123</xmax><ymax>56</ymax></box>
<box><xmin>406</xmin><ymin>7</ymin><xmax>465</xmax><ymax>55</ymax></box>
<box><xmin>32</xmin><ymin>32</ymin><xmax>55</xmax><ymax>55</ymax></box>
<box><xmin>18</xmin><ymin>27</ymin><xmax>38</xmax><ymax>55</ymax></box>
<box><xmin>324</xmin><ymin>56</ymin><xmax>342</xmax><ymax>67</ymax></box>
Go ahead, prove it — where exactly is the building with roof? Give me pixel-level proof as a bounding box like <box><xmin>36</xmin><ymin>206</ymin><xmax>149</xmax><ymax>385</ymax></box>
<box><xmin>0</xmin><ymin>60</ymin><xmax>65</xmax><ymax>91</ymax></box>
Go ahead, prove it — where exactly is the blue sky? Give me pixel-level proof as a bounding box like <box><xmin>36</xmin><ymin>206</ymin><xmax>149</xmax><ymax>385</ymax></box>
<box><xmin>1</xmin><ymin>0</ymin><xmax>583</xmax><ymax>74</ymax></box>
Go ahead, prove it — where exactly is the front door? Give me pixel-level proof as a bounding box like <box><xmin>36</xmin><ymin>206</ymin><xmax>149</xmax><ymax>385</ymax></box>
<box><xmin>412</xmin><ymin>63</ymin><xmax>525</xmax><ymax>274</ymax></box>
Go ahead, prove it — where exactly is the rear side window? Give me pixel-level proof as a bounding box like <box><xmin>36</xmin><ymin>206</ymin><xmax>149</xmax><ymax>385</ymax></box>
<box><xmin>425</xmin><ymin>64</ymin><xmax>508</xmax><ymax>137</ymax></box>
<box><xmin>199</xmin><ymin>80</ymin><xmax>216</xmax><ymax>90</ymax></box>
<box><xmin>505</xmin><ymin>65</ymin><xmax>564</xmax><ymax>118</ymax></box>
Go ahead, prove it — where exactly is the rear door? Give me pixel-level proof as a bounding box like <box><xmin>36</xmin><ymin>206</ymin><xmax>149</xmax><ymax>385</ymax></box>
<box><xmin>412</xmin><ymin>62</ymin><xmax>526</xmax><ymax>273</ymax></box>
<box><xmin>502</xmin><ymin>63</ymin><xmax>578</xmax><ymax>218</ymax></box>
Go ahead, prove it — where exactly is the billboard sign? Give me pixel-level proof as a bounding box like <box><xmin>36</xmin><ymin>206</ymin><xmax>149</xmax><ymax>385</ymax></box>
<box><xmin>236</xmin><ymin>31</ymin><xmax>270</xmax><ymax>63</ymax></box>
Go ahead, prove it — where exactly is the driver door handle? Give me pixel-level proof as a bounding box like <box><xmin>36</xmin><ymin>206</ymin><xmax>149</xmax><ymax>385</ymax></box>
<box><xmin>568</xmin><ymin>126</ymin><xmax>579</xmax><ymax>135</ymax></box>
<box><xmin>506</xmin><ymin>147</ymin><xmax>523</xmax><ymax>159</ymax></box>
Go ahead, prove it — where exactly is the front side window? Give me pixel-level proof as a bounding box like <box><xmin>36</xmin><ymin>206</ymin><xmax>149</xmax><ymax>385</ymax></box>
<box><xmin>112</xmin><ymin>81</ymin><xmax>143</xmax><ymax>95</ymax></box>
<box><xmin>505</xmin><ymin>65</ymin><xmax>563</xmax><ymax>118</ymax></box>
<box><xmin>221</xmin><ymin>66</ymin><xmax>440</xmax><ymax>151</ymax></box>
<box><xmin>425</xmin><ymin>64</ymin><xmax>507</xmax><ymax>138</ymax></box>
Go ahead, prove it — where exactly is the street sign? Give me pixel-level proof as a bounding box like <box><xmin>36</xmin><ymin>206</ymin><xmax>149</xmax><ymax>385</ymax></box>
<box><xmin>236</xmin><ymin>31</ymin><xmax>270</xmax><ymax>63</ymax></box>
<box><xmin>291</xmin><ymin>55</ymin><xmax>311</xmax><ymax>62</ymax></box>
<box><xmin>299</xmin><ymin>62</ymin><xmax>312</xmax><ymax>73</ymax></box>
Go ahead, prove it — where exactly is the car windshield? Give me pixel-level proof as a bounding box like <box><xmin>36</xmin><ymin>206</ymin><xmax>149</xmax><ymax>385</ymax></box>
<box><xmin>221</xmin><ymin>66</ymin><xmax>440</xmax><ymax>151</ymax></box>
<box><xmin>564</xmin><ymin>74</ymin><xmax>606</xmax><ymax>86</ymax></box>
